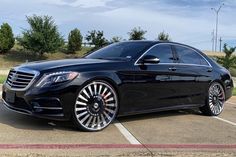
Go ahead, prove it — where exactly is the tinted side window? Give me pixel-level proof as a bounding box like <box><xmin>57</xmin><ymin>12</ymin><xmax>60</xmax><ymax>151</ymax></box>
<box><xmin>174</xmin><ymin>45</ymin><xmax>209</xmax><ymax>66</ymax></box>
<box><xmin>86</xmin><ymin>42</ymin><xmax>153</xmax><ymax>59</ymax></box>
<box><xmin>146</xmin><ymin>44</ymin><xmax>174</xmax><ymax>63</ymax></box>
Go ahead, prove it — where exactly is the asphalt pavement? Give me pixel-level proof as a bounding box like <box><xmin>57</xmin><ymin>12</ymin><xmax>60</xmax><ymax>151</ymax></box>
<box><xmin>0</xmin><ymin>87</ymin><xmax>236</xmax><ymax>157</ymax></box>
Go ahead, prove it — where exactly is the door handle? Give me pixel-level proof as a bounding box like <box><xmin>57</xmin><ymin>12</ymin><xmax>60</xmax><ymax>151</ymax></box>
<box><xmin>207</xmin><ymin>68</ymin><xmax>213</xmax><ymax>72</ymax></box>
<box><xmin>169</xmin><ymin>67</ymin><xmax>177</xmax><ymax>71</ymax></box>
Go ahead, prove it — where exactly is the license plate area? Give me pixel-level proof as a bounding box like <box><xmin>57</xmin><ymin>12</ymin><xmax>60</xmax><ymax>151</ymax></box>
<box><xmin>5</xmin><ymin>91</ymin><xmax>15</xmax><ymax>103</ymax></box>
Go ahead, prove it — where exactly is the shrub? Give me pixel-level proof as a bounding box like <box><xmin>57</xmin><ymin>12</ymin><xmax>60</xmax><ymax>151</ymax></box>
<box><xmin>157</xmin><ymin>31</ymin><xmax>171</xmax><ymax>41</ymax></box>
<box><xmin>68</xmin><ymin>28</ymin><xmax>83</xmax><ymax>53</ymax></box>
<box><xmin>110</xmin><ymin>36</ymin><xmax>123</xmax><ymax>43</ymax></box>
<box><xmin>85</xmin><ymin>30</ymin><xmax>108</xmax><ymax>51</ymax></box>
<box><xmin>217</xmin><ymin>44</ymin><xmax>236</xmax><ymax>70</ymax></box>
<box><xmin>17</xmin><ymin>15</ymin><xmax>64</xmax><ymax>55</ymax></box>
<box><xmin>0</xmin><ymin>23</ymin><xmax>15</xmax><ymax>53</ymax></box>
<box><xmin>128</xmin><ymin>27</ymin><xmax>147</xmax><ymax>40</ymax></box>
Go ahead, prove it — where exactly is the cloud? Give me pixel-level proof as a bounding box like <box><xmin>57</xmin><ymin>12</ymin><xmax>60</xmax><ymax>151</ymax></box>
<box><xmin>0</xmin><ymin>0</ymin><xmax>235</xmax><ymax>50</ymax></box>
<box><xmin>96</xmin><ymin>0</ymin><xmax>236</xmax><ymax>49</ymax></box>
<box><xmin>38</xmin><ymin>0</ymin><xmax>113</xmax><ymax>8</ymax></box>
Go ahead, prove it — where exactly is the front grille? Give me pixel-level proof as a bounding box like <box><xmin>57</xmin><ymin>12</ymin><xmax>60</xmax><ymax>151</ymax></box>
<box><xmin>6</xmin><ymin>69</ymin><xmax>37</xmax><ymax>90</ymax></box>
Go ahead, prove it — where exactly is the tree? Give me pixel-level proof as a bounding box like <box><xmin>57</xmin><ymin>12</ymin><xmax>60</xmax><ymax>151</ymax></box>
<box><xmin>128</xmin><ymin>27</ymin><xmax>147</xmax><ymax>40</ymax></box>
<box><xmin>110</xmin><ymin>36</ymin><xmax>123</xmax><ymax>43</ymax></box>
<box><xmin>85</xmin><ymin>30</ymin><xmax>108</xmax><ymax>50</ymax></box>
<box><xmin>157</xmin><ymin>31</ymin><xmax>171</xmax><ymax>41</ymax></box>
<box><xmin>17</xmin><ymin>15</ymin><xmax>64</xmax><ymax>55</ymax></box>
<box><xmin>68</xmin><ymin>28</ymin><xmax>83</xmax><ymax>53</ymax></box>
<box><xmin>217</xmin><ymin>44</ymin><xmax>236</xmax><ymax>69</ymax></box>
<box><xmin>0</xmin><ymin>23</ymin><xmax>14</xmax><ymax>53</ymax></box>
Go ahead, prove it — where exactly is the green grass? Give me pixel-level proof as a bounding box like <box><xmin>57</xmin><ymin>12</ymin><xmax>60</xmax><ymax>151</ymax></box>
<box><xmin>0</xmin><ymin>46</ymin><xmax>91</xmax><ymax>84</ymax></box>
<box><xmin>230</xmin><ymin>68</ymin><xmax>236</xmax><ymax>77</ymax></box>
<box><xmin>0</xmin><ymin>75</ymin><xmax>7</xmax><ymax>84</ymax></box>
<box><xmin>233</xmin><ymin>88</ymin><xmax>236</xmax><ymax>96</ymax></box>
<box><xmin>0</xmin><ymin>47</ymin><xmax>91</xmax><ymax>69</ymax></box>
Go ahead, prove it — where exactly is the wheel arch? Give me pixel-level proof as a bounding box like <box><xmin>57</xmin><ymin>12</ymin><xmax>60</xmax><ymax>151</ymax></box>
<box><xmin>204</xmin><ymin>79</ymin><xmax>226</xmax><ymax>106</ymax></box>
<box><xmin>77</xmin><ymin>73</ymin><xmax>122</xmax><ymax>113</ymax></box>
<box><xmin>209</xmin><ymin>79</ymin><xmax>226</xmax><ymax>94</ymax></box>
<box><xmin>85</xmin><ymin>76</ymin><xmax>121</xmax><ymax>100</ymax></box>
<box><xmin>77</xmin><ymin>71</ymin><xmax>122</xmax><ymax>98</ymax></box>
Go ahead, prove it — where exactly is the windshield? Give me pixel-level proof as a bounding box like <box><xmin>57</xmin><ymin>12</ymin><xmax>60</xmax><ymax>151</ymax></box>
<box><xmin>85</xmin><ymin>42</ymin><xmax>154</xmax><ymax>60</ymax></box>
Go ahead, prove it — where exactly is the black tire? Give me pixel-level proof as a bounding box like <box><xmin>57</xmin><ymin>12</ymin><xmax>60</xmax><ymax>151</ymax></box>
<box><xmin>72</xmin><ymin>80</ymin><xmax>118</xmax><ymax>132</ymax></box>
<box><xmin>200</xmin><ymin>82</ymin><xmax>225</xmax><ymax>116</ymax></box>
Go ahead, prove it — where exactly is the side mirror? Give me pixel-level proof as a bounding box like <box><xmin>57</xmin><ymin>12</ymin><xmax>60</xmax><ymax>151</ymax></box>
<box><xmin>141</xmin><ymin>55</ymin><xmax>160</xmax><ymax>64</ymax></box>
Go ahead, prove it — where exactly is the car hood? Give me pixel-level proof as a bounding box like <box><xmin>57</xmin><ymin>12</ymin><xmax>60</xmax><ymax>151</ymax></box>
<box><xmin>15</xmin><ymin>58</ymin><xmax>118</xmax><ymax>71</ymax></box>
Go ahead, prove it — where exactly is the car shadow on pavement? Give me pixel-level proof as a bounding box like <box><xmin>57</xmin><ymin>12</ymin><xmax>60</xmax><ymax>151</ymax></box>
<box><xmin>0</xmin><ymin>100</ymin><xmax>77</xmax><ymax>132</ymax></box>
<box><xmin>0</xmin><ymin>98</ymin><xmax>204</xmax><ymax>131</ymax></box>
<box><xmin>117</xmin><ymin>108</ymin><xmax>203</xmax><ymax>122</ymax></box>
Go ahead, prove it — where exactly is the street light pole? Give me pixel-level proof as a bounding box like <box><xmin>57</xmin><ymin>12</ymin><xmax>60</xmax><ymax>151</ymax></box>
<box><xmin>211</xmin><ymin>29</ymin><xmax>215</xmax><ymax>52</ymax></box>
<box><xmin>219</xmin><ymin>37</ymin><xmax>222</xmax><ymax>52</ymax></box>
<box><xmin>211</xmin><ymin>3</ymin><xmax>224</xmax><ymax>52</ymax></box>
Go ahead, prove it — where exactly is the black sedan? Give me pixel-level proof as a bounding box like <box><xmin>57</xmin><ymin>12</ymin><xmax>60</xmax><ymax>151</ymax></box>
<box><xmin>2</xmin><ymin>41</ymin><xmax>233</xmax><ymax>131</ymax></box>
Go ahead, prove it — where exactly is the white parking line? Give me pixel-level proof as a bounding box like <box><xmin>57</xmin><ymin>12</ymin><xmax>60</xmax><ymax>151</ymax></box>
<box><xmin>213</xmin><ymin>117</ymin><xmax>236</xmax><ymax>126</ymax></box>
<box><xmin>114</xmin><ymin>121</ymin><xmax>141</xmax><ymax>145</ymax></box>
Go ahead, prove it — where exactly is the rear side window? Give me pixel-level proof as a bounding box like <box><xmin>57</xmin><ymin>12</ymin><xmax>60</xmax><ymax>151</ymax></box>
<box><xmin>146</xmin><ymin>44</ymin><xmax>174</xmax><ymax>63</ymax></box>
<box><xmin>174</xmin><ymin>45</ymin><xmax>209</xmax><ymax>66</ymax></box>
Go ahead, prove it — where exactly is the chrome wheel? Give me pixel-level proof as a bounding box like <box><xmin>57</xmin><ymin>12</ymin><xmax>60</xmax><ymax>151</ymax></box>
<box><xmin>74</xmin><ymin>81</ymin><xmax>118</xmax><ymax>131</ymax></box>
<box><xmin>208</xmin><ymin>82</ymin><xmax>225</xmax><ymax>115</ymax></box>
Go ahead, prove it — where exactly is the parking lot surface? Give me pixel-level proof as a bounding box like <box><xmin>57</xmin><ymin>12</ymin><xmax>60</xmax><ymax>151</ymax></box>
<box><xmin>0</xmin><ymin>87</ymin><xmax>236</xmax><ymax>157</ymax></box>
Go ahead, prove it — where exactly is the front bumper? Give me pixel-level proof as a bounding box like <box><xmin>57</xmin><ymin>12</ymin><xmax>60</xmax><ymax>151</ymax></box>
<box><xmin>2</xmin><ymin>83</ymin><xmax>79</xmax><ymax>121</ymax></box>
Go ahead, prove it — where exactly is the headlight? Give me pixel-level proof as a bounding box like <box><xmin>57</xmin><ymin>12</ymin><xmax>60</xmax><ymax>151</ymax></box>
<box><xmin>36</xmin><ymin>71</ymin><xmax>79</xmax><ymax>88</ymax></box>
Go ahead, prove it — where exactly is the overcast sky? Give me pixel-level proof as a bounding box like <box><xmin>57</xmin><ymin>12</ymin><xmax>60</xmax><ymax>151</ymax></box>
<box><xmin>0</xmin><ymin>0</ymin><xmax>236</xmax><ymax>50</ymax></box>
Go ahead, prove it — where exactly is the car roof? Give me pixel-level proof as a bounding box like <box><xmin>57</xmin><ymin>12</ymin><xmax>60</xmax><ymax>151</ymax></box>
<box><xmin>121</xmin><ymin>40</ymin><xmax>201</xmax><ymax>52</ymax></box>
<box><xmin>120</xmin><ymin>40</ymin><xmax>188</xmax><ymax>46</ymax></box>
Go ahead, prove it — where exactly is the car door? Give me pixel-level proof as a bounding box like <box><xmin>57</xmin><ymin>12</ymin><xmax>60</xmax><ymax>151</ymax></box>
<box><xmin>171</xmin><ymin>44</ymin><xmax>213</xmax><ymax>105</ymax></box>
<box><xmin>130</xmin><ymin>43</ymin><xmax>180</xmax><ymax>112</ymax></box>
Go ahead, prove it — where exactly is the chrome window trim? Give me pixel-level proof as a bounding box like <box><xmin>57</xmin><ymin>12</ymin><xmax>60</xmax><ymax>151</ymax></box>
<box><xmin>138</xmin><ymin>63</ymin><xmax>212</xmax><ymax>68</ymax></box>
<box><xmin>134</xmin><ymin>43</ymin><xmax>212</xmax><ymax>67</ymax></box>
<box><xmin>6</xmin><ymin>67</ymin><xmax>40</xmax><ymax>91</ymax></box>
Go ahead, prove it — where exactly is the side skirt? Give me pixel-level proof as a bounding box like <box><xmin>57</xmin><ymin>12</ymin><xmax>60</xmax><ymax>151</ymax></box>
<box><xmin>117</xmin><ymin>104</ymin><xmax>204</xmax><ymax>117</ymax></box>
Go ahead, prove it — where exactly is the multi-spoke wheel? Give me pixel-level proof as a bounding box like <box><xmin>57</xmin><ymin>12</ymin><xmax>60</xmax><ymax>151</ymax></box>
<box><xmin>72</xmin><ymin>81</ymin><xmax>118</xmax><ymax>131</ymax></box>
<box><xmin>200</xmin><ymin>82</ymin><xmax>225</xmax><ymax>116</ymax></box>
